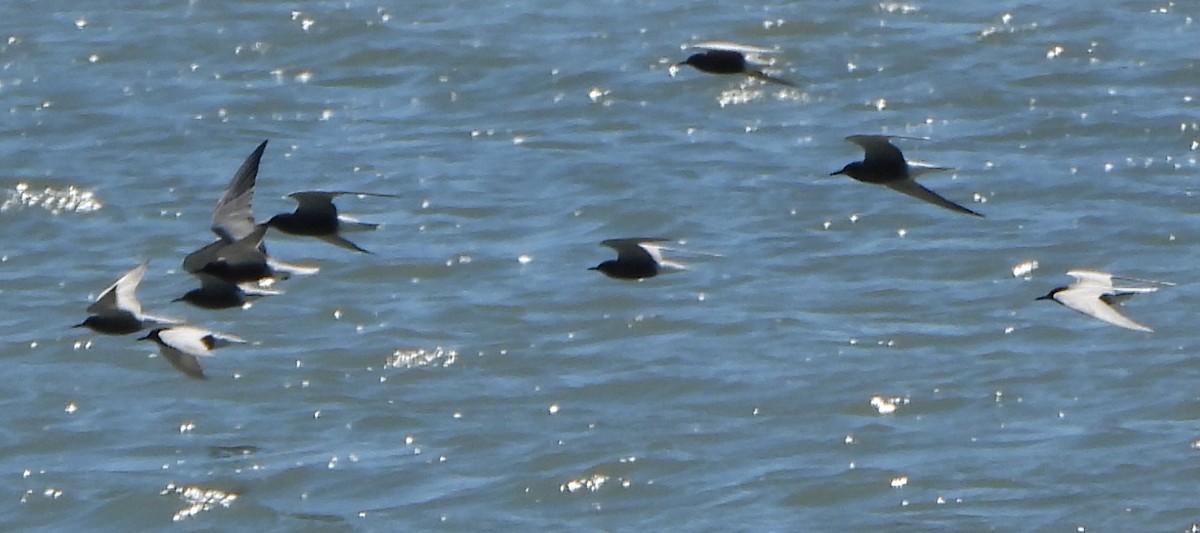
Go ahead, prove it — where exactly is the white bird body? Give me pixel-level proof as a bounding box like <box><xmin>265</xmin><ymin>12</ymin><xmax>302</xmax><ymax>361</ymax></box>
<box><xmin>1037</xmin><ymin>270</ymin><xmax>1169</xmax><ymax>332</ymax></box>
<box><xmin>139</xmin><ymin>325</ymin><xmax>248</xmax><ymax>379</ymax></box>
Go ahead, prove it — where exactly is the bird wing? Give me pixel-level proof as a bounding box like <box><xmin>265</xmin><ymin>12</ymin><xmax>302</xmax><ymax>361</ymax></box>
<box><xmin>156</xmin><ymin>326</ymin><xmax>220</xmax><ymax>357</ymax></box>
<box><xmin>748</xmin><ymin>70</ymin><xmax>798</xmax><ymax>87</ymax></box>
<box><xmin>204</xmin><ymin>246</ymin><xmax>269</xmax><ymax>279</ymax></box>
<box><xmin>156</xmin><ymin>344</ymin><xmax>207</xmax><ymax>380</ymax></box>
<box><xmin>643</xmin><ymin>243</ymin><xmax>691</xmax><ymax>272</ymax></box>
<box><xmin>211</xmin><ymin>140</ymin><xmax>268</xmax><ymax>243</ymax></box>
<box><xmin>289</xmin><ymin>190</ymin><xmax>399</xmax><ymax>203</ymax></box>
<box><xmin>214</xmin><ymin>224</ymin><xmax>270</xmax><ymax>264</ymax></box>
<box><xmin>601</xmin><ymin>238</ymin><xmax>668</xmax><ymax>264</ymax></box>
<box><xmin>287</xmin><ymin>190</ymin><xmax>338</xmax><ymax>207</ymax></box>
<box><xmin>287</xmin><ymin>191</ymin><xmax>397</xmax><ymax>218</ymax></box>
<box><xmin>690</xmin><ymin>41</ymin><xmax>778</xmax><ymax>54</ymax></box>
<box><xmin>88</xmin><ymin>262</ymin><xmax>147</xmax><ymax>315</ymax></box>
<box><xmin>1066</xmin><ymin>269</ymin><xmax>1116</xmax><ymax>287</ymax></box>
<box><xmin>1067</xmin><ymin>270</ymin><xmax>1164</xmax><ymax>293</ymax></box>
<box><xmin>317</xmin><ymin>234</ymin><xmax>373</xmax><ymax>254</ymax></box>
<box><xmin>137</xmin><ymin>313</ymin><xmax>182</xmax><ymax>327</ymax></box>
<box><xmin>183</xmin><ymin>240</ymin><xmax>226</xmax><ymax>274</ymax></box>
<box><xmin>845</xmin><ymin>135</ymin><xmax>910</xmax><ymax>169</ymax></box>
<box><xmin>1055</xmin><ymin>287</ymin><xmax>1153</xmax><ymax>332</ymax></box>
<box><xmin>315</xmin><ymin>191</ymin><xmax>400</xmax><ymax>199</ymax></box>
<box><xmin>635</xmin><ymin>241</ymin><xmax>688</xmax><ymax>271</ymax></box>
<box><xmin>883</xmin><ymin>179</ymin><xmax>983</xmax><ymax>217</ymax></box>
<box><xmin>1110</xmin><ymin>274</ymin><xmax>1176</xmax><ymax>286</ymax></box>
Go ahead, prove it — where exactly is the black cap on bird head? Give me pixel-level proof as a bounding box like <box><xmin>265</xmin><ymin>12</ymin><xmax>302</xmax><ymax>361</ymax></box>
<box><xmin>137</xmin><ymin>329</ymin><xmax>165</xmax><ymax>342</ymax></box>
<box><xmin>1036</xmin><ymin>287</ymin><xmax>1067</xmax><ymax>301</ymax></box>
<box><xmin>830</xmin><ymin>162</ymin><xmax>860</xmax><ymax>177</ymax></box>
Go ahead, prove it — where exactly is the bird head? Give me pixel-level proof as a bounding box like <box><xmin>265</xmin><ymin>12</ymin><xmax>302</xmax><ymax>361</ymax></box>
<box><xmin>1036</xmin><ymin>287</ymin><xmax>1066</xmax><ymax>302</ymax></box>
<box><xmin>830</xmin><ymin>162</ymin><xmax>859</xmax><ymax>177</ymax></box>
<box><xmin>677</xmin><ymin>53</ymin><xmax>703</xmax><ymax>68</ymax></box>
<box><xmin>137</xmin><ymin>329</ymin><xmax>164</xmax><ymax>342</ymax></box>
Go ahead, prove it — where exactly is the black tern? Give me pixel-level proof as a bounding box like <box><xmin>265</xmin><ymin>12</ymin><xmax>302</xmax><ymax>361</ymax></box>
<box><xmin>182</xmin><ymin>139</ymin><xmax>269</xmax><ymax>277</ymax></box>
<box><xmin>75</xmin><ymin>262</ymin><xmax>179</xmax><ymax>335</ymax></box>
<box><xmin>831</xmin><ymin>135</ymin><xmax>983</xmax><ymax>217</ymax></box>
<box><xmin>191</xmin><ymin>223</ymin><xmax>275</xmax><ymax>283</ymax></box>
<box><xmin>138</xmin><ymin>325</ymin><xmax>247</xmax><ymax>380</ymax></box>
<box><xmin>182</xmin><ymin>141</ymin><xmax>317</xmax><ymax>283</ymax></box>
<box><xmin>265</xmin><ymin>191</ymin><xmax>399</xmax><ymax>253</ymax></box>
<box><xmin>175</xmin><ymin>273</ymin><xmax>282</xmax><ymax>310</ymax></box>
<box><xmin>590</xmin><ymin>238</ymin><xmax>686</xmax><ymax>280</ymax></box>
<box><xmin>191</xmin><ymin>224</ymin><xmax>317</xmax><ymax>284</ymax></box>
<box><xmin>1036</xmin><ymin>270</ymin><xmax>1172</xmax><ymax>332</ymax></box>
<box><xmin>674</xmin><ymin>41</ymin><xmax>797</xmax><ymax>87</ymax></box>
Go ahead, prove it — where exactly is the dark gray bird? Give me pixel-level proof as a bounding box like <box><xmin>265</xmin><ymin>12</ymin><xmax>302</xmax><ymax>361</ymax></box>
<box><xmin>590</xmin><ymin>238</ymin><xmax>686</xmax><ymax>280</ymax></box>
<box><xmin>187</xmin><ymin>224</ymin><xmax>317</xmax><ymax>283</ymax></box>
<box><xmin>674</xmin><ymin>41</ymin><xmax>797</xmax><ymax>87</ymax></box>
<box><xmin>182</xmin><ymin>140</ymin><xmax>317</xmax><ymax>283</ymax></box>
<box><xmin>190</xmin><ymin>223</ymin><xmax>275</xmax><ymax>283</ymax></box>
<box><xmin>138</xmin><ymin>325</ymin><xmax>247</xmax><ymax>380</ymax></box>
<box><xmin>265</xmin><ymin>191</ymin><xmax>398</xmax><ymax>253</ymax></box>
<box><xmin>182</xmin><ymin>139</ymin><xmax>271</xmax><ymax>279</ymax></box>
<box><xmin>74</xmin><ymin>263</ymin><xmax>179</xmax><ymax>335</ymax></box>
<box><xmin>831</xmin><ymin>135</ymin><xmax>983</xmax><ymax>217</ymax></box>
<box><xmin>175</xmin><ymin>272</ymin><xmax>282</xmax><ymax>310</ymax></box>
<box><xmin>1036</xmin><ymin>270</ymin><xmax>1171</xmax><ymax>332</ymax></box>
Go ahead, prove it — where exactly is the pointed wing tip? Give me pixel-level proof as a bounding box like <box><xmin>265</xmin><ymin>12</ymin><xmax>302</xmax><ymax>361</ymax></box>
<box><xmin>845</xmin><ymin>134</ymin><xmax>931</xmax><ymax>143</ymax></box>
<box><xmin>600</xmin><ymin>237</ymin><xmax>671</xmax><ymax>248</ymax></box>
<box><xmin>883</xmin><ymin>180</ymin><xmax>982</xmax><ymax>217</ymax></box>
<box><xmin>749</xmin><ymin>71</ymin><xmax>798</xmax><ymax>87</ymax></box>
<box><xmin>690</xmin><ymin>41</ymin><xmax>779</xmax><ymax>54</ymax></box>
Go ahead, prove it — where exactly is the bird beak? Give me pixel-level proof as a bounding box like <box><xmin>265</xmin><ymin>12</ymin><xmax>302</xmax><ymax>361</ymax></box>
<box><xmin>588</xmin><ymin>266</ymin><xmax>599</xmax><ymax>271</ymax></box>
<box><xmin>71</xmin><ymin>322</ymin><xmax>85</xmax><ymax>328</ymax></box>
<box><xmin>136</xmin><ymin>332</ymin><xmax>152</xmax><ymax>341</ymax></box>
<box><xmin>1035</xmin><ymin>294</ymin><xmax>1052</xmax><ymax>301</ymax></box>
<box><xmin>829</xmin><ymin>170</ymin><xmax>844</xmax><ymax>176</ymax></box>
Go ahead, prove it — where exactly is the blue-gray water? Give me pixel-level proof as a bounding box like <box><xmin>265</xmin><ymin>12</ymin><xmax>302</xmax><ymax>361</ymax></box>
<box><xmin>3</xmin><ymin>0</ymin><xmax>1199</xmax><ymax>530</ymax></box>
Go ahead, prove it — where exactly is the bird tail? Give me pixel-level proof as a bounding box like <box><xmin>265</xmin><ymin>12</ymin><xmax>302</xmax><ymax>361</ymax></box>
<box><xmin>337</xmin><ymin>215</ymin><xmax>380</xmax><ymax>233</ymax></box>
<box><xmin>266</xmin><ymin>258</ymin><xmax>320</xmax><ymax>277</ymax></box>
<box><xmin>906</xmin><ymin>161</ymin><xmax>953</xmax><ymax>178</ymax></box>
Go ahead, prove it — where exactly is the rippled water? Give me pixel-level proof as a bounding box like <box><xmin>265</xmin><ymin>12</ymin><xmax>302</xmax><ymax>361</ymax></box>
<box><xmin>3</xmin><ymin>1</ymin><xmax>1199</xmax><ymax>530</ymax></box>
